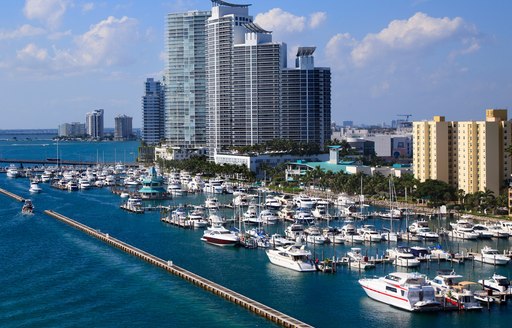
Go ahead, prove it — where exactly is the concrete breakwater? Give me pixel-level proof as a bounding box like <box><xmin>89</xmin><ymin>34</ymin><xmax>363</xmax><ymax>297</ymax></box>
<box><xmin>44</xmin><ymin>209</ymin><xmax>312</xmax><ymax>328</ymax></box>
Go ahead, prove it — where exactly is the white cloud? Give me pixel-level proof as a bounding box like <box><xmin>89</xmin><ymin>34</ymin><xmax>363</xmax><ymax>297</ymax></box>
<box><xmin>351</xmin><ymin>12</ymin><xmax>469</xmax><ymax>66</ymax></box>
<box><xmin>17</xmin><ymin>43</ymin><xmax>48</xmax><ymax>62</ymax></box>
<box><xmin>255</xmin><ymin>8</ymin><xmax>305</xmax><ymax>33</ymax></box>
<box><xmin>23</xmin><ymin>0</ymin><xmax>70</xmax><ymax>29</ymax></box>
<box><xmin>309</xmin><ymin>12</ymin><xmax>327</xmax><ymax>29</ymax></box>
<box><xmin>48</xmin><ymin>29</ymin><xmax>72</xmax><ymax>40</ymax></box>
<box><xmin>10</xmin><ymin>16</ymin><xmax>140</xmax><ymax>76</ymax></box>
<box><xmin>0</xmin><ymin>24</ymin><xmax>46</xmax><ymax>40</ymax></box>
<box><xmin>82</xmin><ymin>2</ymin><xmax>94</xmax><ymax>12</ymax></box>
<box><xmin>74</xmin><ymin>16</ymin><xmax>139</xmax><ymax>67</ymax></box>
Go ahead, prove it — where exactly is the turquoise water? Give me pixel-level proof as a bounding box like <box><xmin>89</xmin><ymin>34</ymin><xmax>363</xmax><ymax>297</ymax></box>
<box><xmin>1</xmin><ymin>139</ymin><xmax>512</xmax><ymax>327</ymax></box>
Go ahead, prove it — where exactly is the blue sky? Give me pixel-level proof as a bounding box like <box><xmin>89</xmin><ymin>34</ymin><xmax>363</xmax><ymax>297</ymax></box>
<box><xmin>1</xmin><ymin>0</ymin><xmax>511</xmax><ymax>129</ymax></box>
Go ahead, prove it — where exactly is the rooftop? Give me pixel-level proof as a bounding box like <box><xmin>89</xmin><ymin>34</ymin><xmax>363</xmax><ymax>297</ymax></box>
<box><xmin>211</xmin><ymin>0</ymin><xmax>251</xmax><ymax>8</ymax></box>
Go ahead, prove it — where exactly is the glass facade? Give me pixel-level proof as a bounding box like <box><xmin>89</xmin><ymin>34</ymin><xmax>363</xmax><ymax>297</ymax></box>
<box><xmin>165</xmin><ymin>11</ymin><xmax>210</xmax><ymax>148</ymax></box>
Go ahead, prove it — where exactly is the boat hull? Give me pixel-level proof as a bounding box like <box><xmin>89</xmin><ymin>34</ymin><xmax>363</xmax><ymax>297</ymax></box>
<box><xmin>266</xmin><ymin>250</ymin><xmax>316</xmax><ymax>272</ymax></box>
<box><xmin>359</xmin><ymin>280</ymin><xmax>439</xmax><ymax>312</ymax></box>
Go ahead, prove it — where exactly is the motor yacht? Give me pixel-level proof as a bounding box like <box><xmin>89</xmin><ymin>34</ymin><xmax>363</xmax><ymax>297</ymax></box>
<box><xmin>264</xmin><ymin>196</ymin><xmax>282</xmax><ymax>210</ymax></box>
<box><xmin>204</xmin><ymin>197</ymin><xmax>220</xmax><ymax>210</ymax></box>
<box><xmin>478</xmin><ymin>274</ymin><xmax>511</xmax><ymax>293</ymax></box>
<box><xmin>449</xmin><ymin>219</ymin><xmax>479</xmax><ymax>240</ymax></box>
<box><xmin>259</xmin><ymin>209</ymin><xmax>278</xmax><ymax>225</ymax></box>
<box><xmin>415</xmin><ymin>227</ymin><xmax>439</xmax><ymax>240</ymax></box>
<box><xmin>359</xmin><ymin>272</ymin><xmax>441</xmax><ymax>312</ymax></box>
<box><xmin>201</xmin><ymin>224</ymin><xmax>239</xmax><ymax>246</ymax></box>
<box><xmin>472</xmin><ymin>246</ymin><xmax>510</xmax><ymax>265</ymax></box>
<box><xmin>6</xmin><ymin>164</ymin><xmax>20</xmax><ymax>178</ymax></box>
<box><xmin>285</xmin><ymin>223</ymin><xmax>305</xmax><ymax>243</ymax></box>
<box><xmin>312</xmin><ymin>205</ymin><xmax>328</xmax><ymax>219</ymax></box>
<box><xmin>29</xmin><ymin>182</ymin><xmax>42</xmax><ymax>193</ymax></box>
<box><xmin>386</xmin><ymin>246</ymin><xmax>420</xmax><ymax>267</ymax></box>
<box><xmin>340</xmin><ymin>222</ymin><xmax>364</xmax><ymax>244</ymax></box>
<box><xmin>304</xmin><ymin>225</ymin><xmax>327</xmax><ymax>245</ymax></box>
<box><xmin>265</xmin><ymin>244</ymin><xmax>316</xmax><ymax>272</ymax></box>
<box><xmin>347</xmin><ymin>247</ymin><xmax>375</xmax><ymax>270</ymax></box>
<box><xmin>428</xmin><ymin>270</ymin><xmax>482</xmax><ymax>310</ymax></box>
<box><xmin>358</xmin><ymin>224</ymin><xmax>383</xmax><ymax>242</ymax></box>
<box><xmin>269</xmin><ymin>233</ymin><xmax>295</xmax><ymax>247</ymax></box>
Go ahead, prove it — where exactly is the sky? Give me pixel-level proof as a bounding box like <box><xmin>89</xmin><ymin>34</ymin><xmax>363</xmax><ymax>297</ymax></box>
<box><xmin>1</xmin><ymin>0</ymin><xmax>511</xmax><ymax>129</ymax></box>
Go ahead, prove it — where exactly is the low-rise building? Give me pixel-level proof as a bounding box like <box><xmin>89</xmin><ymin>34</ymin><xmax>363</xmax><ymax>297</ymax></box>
<box><xmin>155</xmin><ymin>145</ymin><xmax>207</xmax><ymax>161</ymax></box>
<box><xmin>214</xmin><ymin>151</ymin><xmax>329</xmax><ymax>178</ymax></box>
<box><xmin>285</xmin><ymin>146</ymin><xmax>412</xmax><ymax>181</ymax></box>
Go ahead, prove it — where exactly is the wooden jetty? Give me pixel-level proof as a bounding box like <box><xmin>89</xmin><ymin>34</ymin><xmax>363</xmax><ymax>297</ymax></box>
<box><xmin>0</xmin><ymin>188</ymin><xmax>25</xmax><ymax>202</ymax></box>
<box><xmin>44</xmin><ymin>210</ymin><xmax>311</xmax><ymax>328</ymax></box>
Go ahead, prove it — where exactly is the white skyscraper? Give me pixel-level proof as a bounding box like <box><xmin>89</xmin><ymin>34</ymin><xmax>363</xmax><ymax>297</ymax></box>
<box><xmin>165</xmin><ymin>10</ymin><xmax>210</xmax><ymax>147</ymax></box>
<box><xmin>86</xmin><ymin>109</ymin><xmax>104</xmax><ymax>139</ymax></box>
<box><xmin>206</xmin><ymin>0</ymin><xmax>253</xmax><ymax>154</ymax></box>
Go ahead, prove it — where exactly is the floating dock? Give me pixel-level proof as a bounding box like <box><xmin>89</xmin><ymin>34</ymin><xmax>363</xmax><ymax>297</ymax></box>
<box><xmin>0</xmin><ymin>188</ymin><xmax>25</xmax><ymax>202</ymax></box>
<box><xmin>44</xmin><ymin>210</ymin><xmax>312</xmax><ymax>328</ymax></box>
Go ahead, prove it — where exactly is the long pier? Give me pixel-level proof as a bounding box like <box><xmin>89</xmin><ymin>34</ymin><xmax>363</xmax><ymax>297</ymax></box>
<box><xmin>43</xmin><ymin>210</ymin><xmax>312</xmax><ymax>328</ymax></box>
<box><xmin>0</xmin><ymin>188</ymin><xmax>25</xmax><ymax>202</ymax></box>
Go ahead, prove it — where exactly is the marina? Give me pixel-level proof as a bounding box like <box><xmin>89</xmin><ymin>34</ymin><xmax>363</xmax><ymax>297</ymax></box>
<box><xmin>2</xmin><ymin>139</ymin><xmax>512</xmax><ymax>327</ymax></box>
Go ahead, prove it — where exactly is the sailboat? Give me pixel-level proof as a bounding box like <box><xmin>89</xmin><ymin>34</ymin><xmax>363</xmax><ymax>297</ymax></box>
<box><xmin>381</xmin><ymin>177</ymin><xmax>401</xmax><ymax>242</ymax></box>
<box><xmin>353</xmin><ymin>176</ymin><xmax>368</xmax><ymax>219</ymax></box>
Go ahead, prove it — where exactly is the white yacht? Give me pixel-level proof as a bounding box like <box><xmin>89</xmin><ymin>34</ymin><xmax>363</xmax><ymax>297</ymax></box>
<box><xmin>358</xmin><ymin>224</ymin><xmax>383</xmax><ymax>242</ymax></box>
<box><xmin>204</xmin><ymin>197</ymin><xmax>220</xmax><ymax>210</ymax></box>
<box><xmin>386</xmin><ymin>246</ymin><xmax>420</xmax><ymax>267</ymax></box>
<box><xmin>471</xmin><ymin>224</ymin><xmax>495</xmax><ymax>239</ymax></box>
<box><xmin>120</xmin><ymin>197</ymin><xmax>144</xmax><ymax>213</ymax></box>
<box><xmin>415</xmin><ymin>227</ymin><xmax>439</xmax><ymax>240</ymax></box>
<box><xmin>188</xmin><ymin>207</ymin><xmax>208</xmax><ymax>228</ymax></box>
<box><xmin>478</xmin><ymin>274</ymin><xmax>511</xmax><ymax>293</ymax></box>
<box><xmin>312</xmin><ymin>204</ymin><xmax>328</xmax><ymax>219</ymax></box>
<box><xmin>484</xmin><ymin>223</ymin><xmax>510</xmax><ymax>238</ymax></box>
<box><xmin>304</xmin><ymin>225</ymin><xmax>327</xmax><ymax>244</ymax></box>
<box><xmin>6</xmin><ymin>164</ymin><xmax>20</xmax><ymax>178</ymax></box>
<box><xmin>472</xmin><ymin>246</ymin><xmax>510</xmax><ymax>265</ymax></box>
<box><xmin>450</xmin><ymin>219</ymin><xmax>479</xmax><ymax>240</ymax></box>
<box><xmin>428</xmin><ymin>270</ymin><xmax>482</xmax><ymax>310</ymax></box>
<box><xmin>359</xmin><ymin>272</ymin><xmax>441</xmax><ymax>312</ymax></box>
<box><xmin>340</xmin><ymin>222</ymin><xmax>364</xmax><ymax>244</ymax></box>
<box><xmin>269</xmin><ymin>233</ymin><xmax>295</xmax><ymax>247</ymax></box>
<box><xmin>243</xmin><ymin>204</ymin><xmax>263</xmax><ymax>225</ymax></box>
<box><xmin>201</xmin><ymin>225</ymin><xmax>239</xmax><ymax>246</ymax></box>
<box><xmin>29</xmin><ymin>182</ymin><xmax>42</xmax><ymax>193</ymax></box>
<box><xmin>346</xmin><ymin>247</ymin><xmax>375</xmax><ymax>270</ymax></box>
<box><xmin>259</xmin><ymin>209</ymin><xmax>278</xmax><ymax>225</ymax></box>
<box><xmin>294</xmin><ymin>194</ymin><xmax>314</xmax><ymax>209</ymax></box>
<box><xmin>294</xmin><ymin>210</ymin><xmax>315</xmax><ymax>225</ymax></box>
<box><xmin>265</xmin><ymin>244</ymin><xmax>316</xmax><ymax>272</ymax></box>
<box><xmin>285</xmin><ymin>223</ymin><xmax>305</xmax><ymax>242</ymax></box>
<box><xmin>264</xmin><ymin>196</ymin><xmax>282</xmax><ymax>210</ymax></box>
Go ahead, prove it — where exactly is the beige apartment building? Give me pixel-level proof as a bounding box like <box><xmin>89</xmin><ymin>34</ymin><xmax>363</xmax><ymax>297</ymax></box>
<box><xmin>413</xmin><ymin>109</ymin><xmax>511</xmax><ymax>195</ymax></box>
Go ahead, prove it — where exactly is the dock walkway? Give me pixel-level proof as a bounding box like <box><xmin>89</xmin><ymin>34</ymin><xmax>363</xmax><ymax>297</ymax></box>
<box><xmin>44</xmin><ymin>210</ymin><xmax>312</xmax><ymax>328</ymax></box>
<box><xmin>0</xmin><ymin>188</ymin><xmax>25</xmax><ymax>202</ymax></box>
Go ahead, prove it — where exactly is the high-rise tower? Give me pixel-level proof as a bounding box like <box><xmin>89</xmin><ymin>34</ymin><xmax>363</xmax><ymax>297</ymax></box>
<box><xmin>281</xmin><ymin>47</ymin><xmax>331</xmax><ymax>147</ymax></box>
<box><xmin>86</xmin><ymin>109</ymin><xmax>104</xmax><ymax>139</ymax></box>
<box><xmin>142</xmin><ymin>78</ymin><xmax>164</xmax><ymax>145</ymax></box>
<box><xmin>165</xmin><ymin>10</ymin><xmax>210</xmax><ymax>147</ymax></box>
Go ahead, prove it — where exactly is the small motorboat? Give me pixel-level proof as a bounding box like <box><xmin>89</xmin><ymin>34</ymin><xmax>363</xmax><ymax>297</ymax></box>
<box><xmin>22</xmin><ymin>199</ymin><xmax>34</xmax><ymax>215</ymax></box>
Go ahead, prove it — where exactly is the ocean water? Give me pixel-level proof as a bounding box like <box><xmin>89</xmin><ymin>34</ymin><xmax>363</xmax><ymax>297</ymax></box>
<box><xmin>1</xmin><ymin>139</ymin><xmax>512</xmax><ymax>327</ymax></box>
